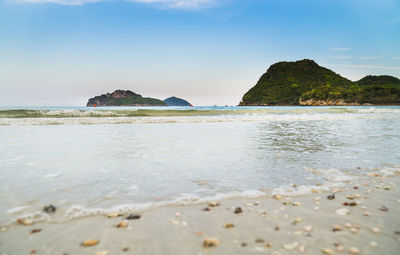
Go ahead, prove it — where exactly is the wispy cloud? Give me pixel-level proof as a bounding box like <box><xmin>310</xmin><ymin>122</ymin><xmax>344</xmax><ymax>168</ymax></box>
<box><xmin>331</xmin><ymin>48</ymin><xmax>351</xmax><ymax>51</ymax></box>
<box><xmin>332</xmin><ymin>56</ymin><xmax>352</xmax><ymax>60</ymax></box>
<box><xmin>325</xmin><ymin>64</ymin><xmax>400</xmax><ymax>71</ymax></box>
<box><xmin>360</xmin><ymin>56</ymin><xmax>378</xmax><ymax>60</ymax></box>
<box><xmin>15</xmin><ymin>0</ymin><xmax>217</xmax><ymax>9</ymax></box>
<box><xmin>393</xmin><ymin>56</ymin><xmax>400</xmax><ymax>60</ymax></box>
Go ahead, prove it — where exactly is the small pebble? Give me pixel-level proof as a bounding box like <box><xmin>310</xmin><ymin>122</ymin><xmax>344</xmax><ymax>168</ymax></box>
<box><xmin>241</xmin><ymin>242</ymin><xmax>248</xmax><ymax>247</ymax></box>
<box><xmin>298</xmin><ymin>244</ymin><xmax>307</xmax><ymax>252</ymax></box>
<box><xmin>260</xmin><ymin>212</ymin><xmax>268</xmax><ymax>217</ymax></box>
<box><xmin>208</xmin><ymin>201</ymin><xmax>220</xmax><ymax>207</ymax></box>
<box><xmin>313</xmin><ymin>197</ymin><xmax>321</xmax><ymax>201</ymax></box>
<box><xmin>203</xmin><ymin>237</ymin><xmax>220</xmax><ymax>247</ymax></box>
<box><xmin>255</xmin><ymin>238</ymin><xmax>264</xmax><ymax>243</ymax></box>
<box><xmin>327</xmin><ymin>194</ymin><xmax>335</xmax><ymax>200</ymax></box>
<box><xmin>378</xmin><ymin>206</ymin><xmax>389</xmax><ymax>212</ymax></box>
<box><xmin>304</xmin><ymin>225</ymin><xmax>313</xmax><ymax>232</ymax></box>
<box><xmin>17</xmin><ymin>218</ymin><xmax>34</xmax><ymax>225</ymax></box>
<box><xmin>345</xmin><ymin>223</ymin><xmax>352</xmax><ymax>228</ymax></box>
<box><xmin>203</xmin><ymin>207</ymin><xmax>210</xmax><ymax>211</ymax></box>
<box><xmin>293</xmin><ymin>202</ymin><xmax>302</xmax><ymax>206</ymax></box>
<box><xmin>30</xmin><ymin>229</ymin><xmax>42</xmax><ymax>234</ymax></box>
<box><xmin>224</xmin><ymin>223</ymin><xmax>234</xmax><ymax>228</ymax></box>
<box><xmin>332</xmin><ymin>224</ymin><xmax>342</xmax><ymax>232</ymax></box>
<box><xmin>43</xmin><ymin>205</ymin><xmax>56</xmax><ymax>214</ymax></box>
<box><xmin>265</xmin><ymin>243</ymin><xmax>272</xmax><ymax>248</ymax></box>
<box><xmin>126</xmin><ymin>213</ymin><xmax>141</xmax><ymax>220</ymax></box>
<box><xmin>175</xmin><ymin>212</ymin><xmax>180</xmax><ymax>217</ymax></box>
<box><xmin>122</xmin><ymin>247</ymin><xmax>129</xmax><ymax>252</ymax></box>
<box><xmin>273</xmin><ymin>195</ymin><xmax>282</xmax><ymax>200</ymax></box>
<box><xmin>274</xmin><ymin>226</ymin><xmax>280</xmax><ymax>231</ymax></box>
<box><xmin>107</xmin><ymin>213</ymin><xmax>122</xmax><ymax>218</ymax></box>
<box><xmin>294</xmin><ymin>231</ymin><xmax>302</xmax><ymax>236</ymax></box>
<box><xmin>363</xmin><ymin>212</ymin><xmax>371</xmax><ymax>216</ymax></box>
<box><xmin>82</xmin><ymin>240</ymin><xmax>99</xmax><ymax>247</ymax></box>
<box><xmin>336</xmin><ymin>208</ymin><xmax>349</xmax><ymax>216</ymax></box>
<box><xmin>181</xmin><ymin>221</ymin><xmax>188</xmax><ymax>227</ymax></box>
<box><xmin>283</xmin><ymin>242</ymin><xmax>299</xmax><ymax>250</ymax></box>
<box><xmin>254</xmin><ymin>201</ymin><xmax>259</xmax><ymax>206</ymax></box>
<box><xmin>369</xmin><ymin>241</ymin><xmax>378</xmax><ymax>247</ymax></box>
<box><xmin>350</xmin><ymin>228</ymin><xmax>358</xmax><ymax>234</ymax></box>
<box><xmin>96</xmin><ymin>251</ymin><xmax>108</xmax><ymax>255</ymax></box>
<box><xmin>117</xmin><ymin>221</ymin><xmax>128</xmax><ymax>228</ymax></box>
<box><xmin>349</xmin><ymin>247</ymin><xmax>360</xmax><ymax>254</ymax></box>
<box><xmin>292</xmin><ymin>217</ymin><xmax>302</xmax><ymax>225</ymax></box>
<box><xmin>234</xmin><ymin>207</ymin><xmax>243</xmax><ymax>214</ymax></box>
<box><xmin>371</xmin><ymin>227</ymin><xmax>380</xmax><ymax>234</ymax></box>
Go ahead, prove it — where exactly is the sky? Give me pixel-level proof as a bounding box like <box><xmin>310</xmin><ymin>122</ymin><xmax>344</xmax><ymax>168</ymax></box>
<box><xmin>0</xmin><ymin>0</ymin><xmax>399</xmax><ymax>106</ymax></box>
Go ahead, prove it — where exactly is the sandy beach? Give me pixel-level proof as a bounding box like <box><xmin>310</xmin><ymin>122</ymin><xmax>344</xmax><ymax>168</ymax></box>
<box><xmin>1</xmin><ymin>169</ymin><xmax>399</xmax><ymax>255</ymax></box>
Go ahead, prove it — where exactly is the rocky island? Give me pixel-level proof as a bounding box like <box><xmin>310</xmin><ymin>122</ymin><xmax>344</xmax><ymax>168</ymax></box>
<box><xmin>163</xmin><ymin>96</ymin><xmax>192</xmax><ymax>106</ymax></box>
<box><xmin>239</xmin><ymin>59</ymin><xmax>400</xmax><ymax>106</ymax></box>
<box><xmin>87</xmin><ymin>90</ymin><xmax>166</xmax><ymax>107</ymax></box>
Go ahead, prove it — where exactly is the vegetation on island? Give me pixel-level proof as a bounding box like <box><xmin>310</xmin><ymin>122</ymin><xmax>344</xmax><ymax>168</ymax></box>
<box><xmin>239</xmin><ymin>59</ymin><xmax>400</xmax><ymax>106</ymax></box>
<box><xmin>163</xmin><ymin>96</ymin><xmax>192</xmax><ymax>106</ymax></box>
<box><xmin>87</xmin><ymin>90</ymin><xmax>166</xmax><ymax>106</ymax></box>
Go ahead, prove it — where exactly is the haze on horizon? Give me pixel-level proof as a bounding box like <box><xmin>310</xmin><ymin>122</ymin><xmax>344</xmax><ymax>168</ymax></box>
<box><xmin>0</xmin><ymin>0</ymin><xmax>399</xmax><ymax>106</ymax></box>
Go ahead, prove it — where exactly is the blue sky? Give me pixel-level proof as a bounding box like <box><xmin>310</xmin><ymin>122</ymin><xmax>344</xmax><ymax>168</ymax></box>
<box><xmin>0</xmin><ymin>0</ymin><xmax>399</xmax><ymax>106</ymax></box>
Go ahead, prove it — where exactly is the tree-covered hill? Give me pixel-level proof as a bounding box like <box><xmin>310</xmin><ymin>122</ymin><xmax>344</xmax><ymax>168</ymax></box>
<box><xmin>239</xmin><ymin>60</ymin><xmax>400</xmax><ymax>106</ymax></box>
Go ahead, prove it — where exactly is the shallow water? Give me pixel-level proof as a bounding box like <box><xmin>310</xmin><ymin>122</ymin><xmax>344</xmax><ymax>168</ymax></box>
<box><xmin>0</xmin><ymin>106</ymin><xmax>399</xmax><ymax>224</ymax></box>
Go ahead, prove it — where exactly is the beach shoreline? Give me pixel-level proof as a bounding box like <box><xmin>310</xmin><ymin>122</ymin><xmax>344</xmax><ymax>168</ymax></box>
<box><xmin>1</xmin><ymin>170</ymin><xmax>399</xmax><ymax>255</ymax></box>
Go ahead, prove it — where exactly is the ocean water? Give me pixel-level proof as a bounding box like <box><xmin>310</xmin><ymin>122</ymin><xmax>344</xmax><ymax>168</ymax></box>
<box><xmin>0</xmin><ymin>106</ymin><xmax>400</xmax><ymax>224</ymax></box>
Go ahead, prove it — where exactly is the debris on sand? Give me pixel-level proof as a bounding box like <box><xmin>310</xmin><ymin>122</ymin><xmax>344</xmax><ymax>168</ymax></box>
<box><xmin>378</xmin><ymin>206</ymin><xmax>389</xmax><ymax>212</ymax></box>
<box><xmin>327</xmin><ymin>194</ymin><xmax>335</xmax><ymax>200</ymax></box>
<box><xmin>117</xmin><ymin>221</ymin><xmax>128</xmax><ymax>228</ymax></box>
<box><xmin>224</xmin><ymin>223</ymin><xmax>234</xmax><ymax>228</ymax></box>
<box><xmin>30</xmin><ymin>229</ymin><xmax>42</xmax><ymax>234</ymax></box>
<box><xmin>17</xmin><ymin>218</ymin><xmax>34</xmax><ymax>225</ymax></box>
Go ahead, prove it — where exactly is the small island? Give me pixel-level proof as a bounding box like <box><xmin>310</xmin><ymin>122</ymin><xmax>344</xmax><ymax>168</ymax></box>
<box><xmin>87</xmin><ymin>90</ymin><xmax>166</xmax><ymax>107</ymax></box>
<box><xmin>239</xmin><ymin>59</ymin><xmax>400</xmax><ymax>106</ymax></box>
<box><xmin>163</xmin><ymin>96</ymin><xmax>192</xmax><ymax>106</ymax></box>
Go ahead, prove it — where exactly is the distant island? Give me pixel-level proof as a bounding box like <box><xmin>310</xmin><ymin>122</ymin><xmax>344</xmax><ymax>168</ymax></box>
<box><xmin>239</xmin><ymin>59</ymin><xmax>400</xmax><ymax>106</ymax></box>
<box><xmin>87</xmin><ymin>90</ymin><xmax>166</xmax><ymax>106</ymax></box>
<box><xmin>163</xmin><ymin>96</ymin><xmax>192</xmax><ymax>106</ymax></box>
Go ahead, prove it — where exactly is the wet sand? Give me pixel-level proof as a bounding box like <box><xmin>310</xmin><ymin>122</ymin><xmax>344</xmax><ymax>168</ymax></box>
<box><xmin>1</xmin><ymin>172</ymin><xmax>400</xmax><ymax>255</ymax></box>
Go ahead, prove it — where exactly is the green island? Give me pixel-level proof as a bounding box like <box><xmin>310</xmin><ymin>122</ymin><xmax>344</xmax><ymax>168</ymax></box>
<box><xmin>87</xmin><ymin>90</ymin><xmax>167</xmax><ymax>106</ymax></box>
<box><xmin>239</xmin><ymin>59</ymin><xmax>400</xmax><ymax>106</ymax></box>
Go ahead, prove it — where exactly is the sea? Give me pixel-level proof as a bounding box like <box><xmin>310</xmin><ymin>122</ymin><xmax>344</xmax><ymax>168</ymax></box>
<box><xmin>0</xmin><ymin>106</ymin><xmax>399</xmax><ymax>225</ymax></box>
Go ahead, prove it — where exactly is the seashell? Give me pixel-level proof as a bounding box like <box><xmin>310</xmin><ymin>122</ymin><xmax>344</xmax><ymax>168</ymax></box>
<box><xmin>283</xmin><ymin>242</ymin><xmax>299</xmax><ymax>250</ymax></box>
<box><xmin>175</xmin><ymin>212</ymin><xmax>180</xmax><ymax>217</ymax></box>
<box><xmin>321</xmin><ymin>248</ymin><xmax>334</xmax><ymax>254</ymax></box>
<box><xmin>346</xmin><ymin>195</ymin><xmax>355</xmax><ymax>200</ymax></box>
<box><xmin>371</xmin><ymin>227</ymin><xmax>380</xmax><ymax>234</ymax></box>
<box><xmin>273</xmin><ymin>195</ymin><xmax>282</xmax><ymax>200</ymax></box>
<box><xmin>293</xmin><ymin>202</ymin><xmax>302</xmax><ymax>206</ymax></box>
<box><xmin>292</xmin><ymin>217</ymin><xmax>302</xmax><ymax>225</ymax></box>
<box><xmin>117</xmin><ymin>221</ymin><xmax>128</xmax><ymax>228</ymax></box>
<box><xmin>203</xmin><ymin>237</ymin><xmax>219</xmax><ymax>247</ymax></box>
<box><xmin>107</xmin><ymin>213</ymin><xmax>122</xmax><ymax>218</ymax></box>
<box><xmin>208</xmin><ymin>201</ymin><xmax>220</xmax><ymax>207</ymax></box>
<box><xmin>344</xmin><ymin>223</ymin><xmax>352</xmax><ymax>228</ymax></box>
<box><xmin>265</xmin><ymin>243</ymin><xmax>272</xmax><ymax>248</ymax></box>
<box><xmin>313</xmin><ymin>197</ymin><xmax>321</xmax><ymax>201</ymax></box>
<box><xmin>336</xmin><ymin>208</ymin><xmax>349</xmax><ymax>216</ymax></box>
<box><xmin>181</xmin><ymin>221</ymin><xmax>188</xmax><ymax>227</ymax></box>
<box><xmin>298</xmin><ymin>244</ymin><xmax>307</xmax><ymax>252</ymax></box>
<box><xmin>363</xmin><ymin>212</ymin><xmax>371</xmax><ymax>216</ymax></box>
<box><xmin>82</xmin><ymin>240</ymin><xmax>99</xmax><ymax>247</ymax></box>
<box><xmin>17</xmin><ymin>218</ymin><xmax>33</xmax><ymax>225</ymax></box>
<box><xmin>349</xmin><ymin>247</ymin><xmax>360</xmax><ymax>254</ymax></box>
<box><xmin>332</xmin><ymin>224</ymin><xmax>342</xmax><ymax>232</ymax></box>
<box><xmin>96</xmin><ymin>251</ymin><xmax>108</xmax><ymax>255</ymax></box>
<box><xmin>350</xmin><ymin>228</ymin><xmax>358</xmax><ymax>234</ymax></box>
<box><xmin>304</xmin><ymin>225</ymin><xmax>313</xmax><ymax>232</ymax></box>
<box><xmin>294</xmin><ymin>231</ymin><xmax>302</xmax><ymax>236</ymax></box>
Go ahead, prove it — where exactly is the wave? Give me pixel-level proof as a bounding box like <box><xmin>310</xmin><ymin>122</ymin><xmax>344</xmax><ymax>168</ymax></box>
<box><xmin>0</xmin><ymin>107</ymin><xmax>399</xmax><ymax>125</ymax></box>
